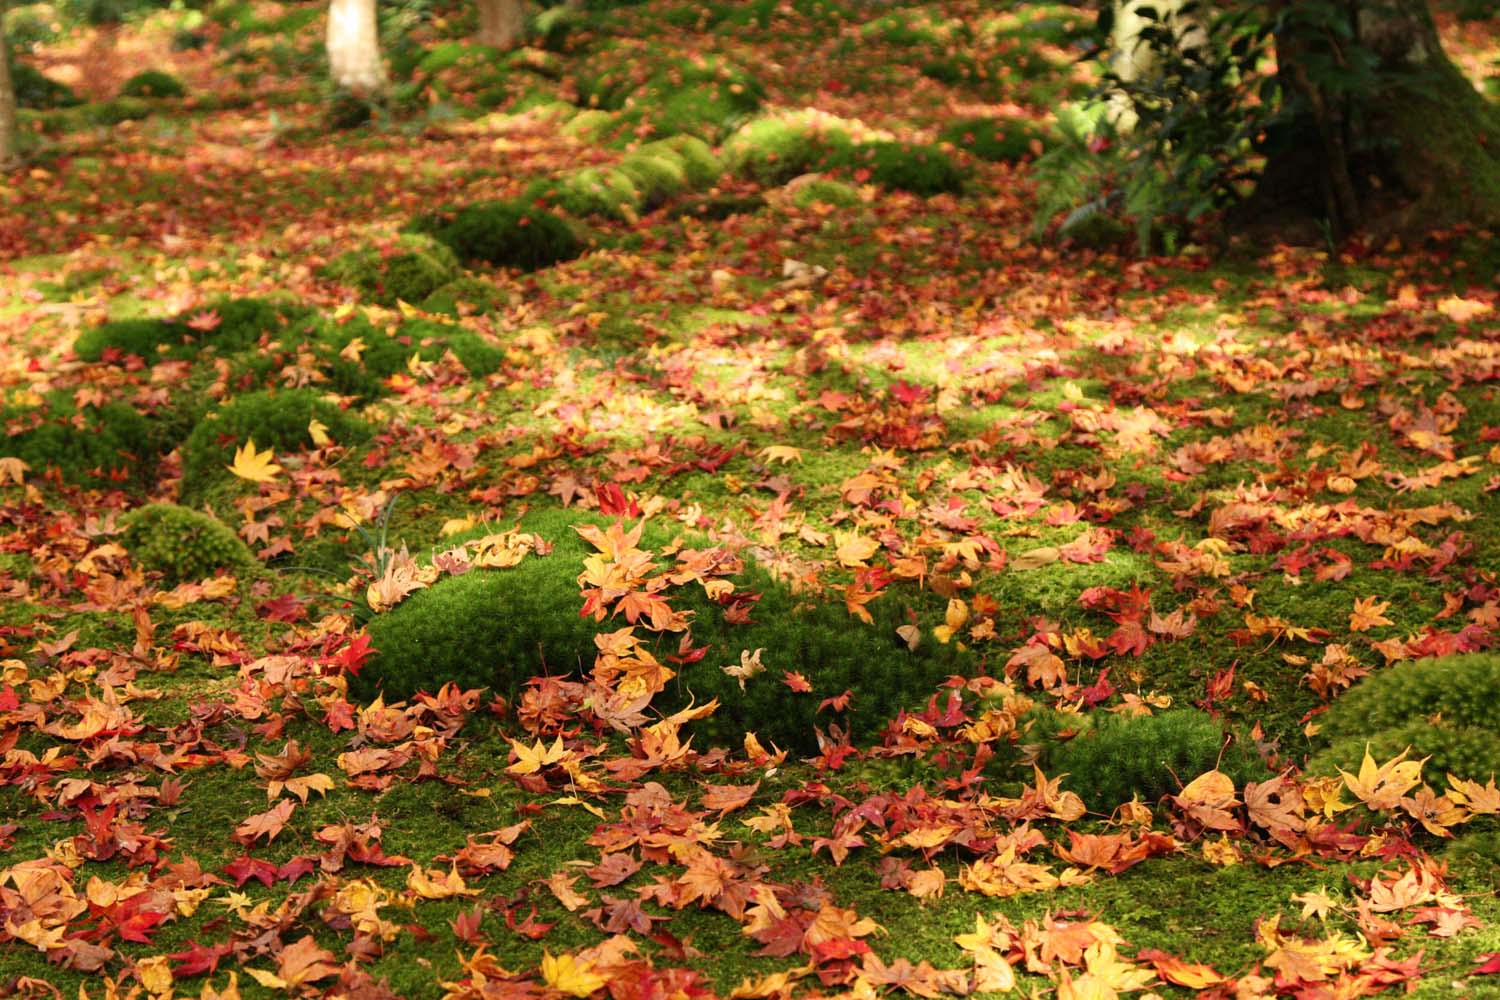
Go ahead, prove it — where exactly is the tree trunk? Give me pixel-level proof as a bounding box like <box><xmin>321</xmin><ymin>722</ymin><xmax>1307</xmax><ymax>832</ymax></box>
<box><xmin>327</xmin><ymin>0</ymin><xmax>386</xmax><ymax>95</ymax></box>
<box><xmin>476</xmin><ymin>0</ymin><xmax>526</xmax><ymax>49</ymax></box>
<box><xmin>1253</xmin><ymin>0</ymin><xmax>1500</xmax><ymax>237</ymax></box>
<box><xmin>0</xmin><ymin>0</ymin><xmax>18</xmax><ymax>170</ymax></box>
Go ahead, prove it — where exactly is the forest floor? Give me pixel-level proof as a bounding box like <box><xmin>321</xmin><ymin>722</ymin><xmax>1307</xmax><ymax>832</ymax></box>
<box><xmin>5</xmin><ymin>2</ymin><xmax>1500</xmax><ymax>998</ymax></box>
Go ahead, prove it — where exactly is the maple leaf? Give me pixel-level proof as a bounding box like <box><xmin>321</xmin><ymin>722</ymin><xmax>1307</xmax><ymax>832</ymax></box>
<box><xmin>1349</xmin><ymin>596</ymin><xmax>1394</xmax><ymax>632</ymax></box>
<box><xmin>508</xmin><ymin>735</ymin><xmax>569</xmax><ymax>775</ymax></box>
<box><xmin>722</xmin><ymin>648</ymin><xmax>766</xmax><ymax>691</ymax></box>
<box><xmin>1171</xmin><ymin>770</ymin><xmax>1241</xmax><ymax>832</ymax></box>
<box><xmin>0</xmin><ymin>456</ymin><xmax>28</xmax><ymax>485</ymax></box>
<box><xmin>246</xmin><ymin>934</ymin><xmax>340</xmax><ymax>990</ymax></box>
<box><xmin>834</xmin><ymin>530</ymin><xmax>880</xmax><ymax>569</ymax></box>
<box><xmin>541</xmin><ymin>951</ymin><xmax>607</xmax><ymax>997</ymax></box>
<box><xmin>227</xmin><ymin>439</ymin><xmax>282</xmax><ymax>483</ymax></box>
<box><xmin>233</xmin><ymin>799</ymin><xmax>296</xmax><ymax>845</ymax></box>
<box><xmin>759</xmin><ymin>445</ymin><xmax>803</xmax><ymax>464</ymax></box>
<box><xmin>1339</xmin><ymin>746</ymin><xmax>1426</xmax><ymax>811</ymax></box>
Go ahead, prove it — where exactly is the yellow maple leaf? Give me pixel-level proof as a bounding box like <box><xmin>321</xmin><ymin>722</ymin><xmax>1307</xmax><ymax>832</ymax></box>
<box><xmin>307</xmin><ymin>418</ymin><xmax>332</xmax><ymax>448</ymax></box>
<box><xmin>1339</xmin><ymin>745</ymin><xmax>1426</xmax><ymax>811</ymax></box>
<box><xmin>508</xmin><ymin>735</ymin><xmax>569</xmax><ymax>775</ymax></box>
<box><xmin>540</xmin><ymin>951</ymin><xmax>607</xmax><ymax>998</ymax></box>
<box><xmin>834</xmin><ymin>530</ymin><xmax>880</xmax><ymax>569</ymax></box>
<box><xmin>759</xmin><ymin>445</ymin><xmax>803</xmax><ymax>465</ymax></box>
<box><xmin>1348</xmin><ymin>596</ymin><xmax>1394</xmax><ymax>632</ymax></box>
<box><xmin>227</xmin><ymin>439</ymin><xmax>282</xmax><ymax>483</ymax></box>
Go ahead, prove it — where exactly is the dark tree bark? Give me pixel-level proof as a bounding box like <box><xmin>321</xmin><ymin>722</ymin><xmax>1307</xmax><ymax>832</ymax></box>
<box><xmin>1252</xmin><ymin>0</ymin><xmax>1500</xmax><ymax>237</ymax></box>
<box><xmin>0</xmin><ymin>0</ymin><xmax>18</xmax><ymax>169</ymax></box>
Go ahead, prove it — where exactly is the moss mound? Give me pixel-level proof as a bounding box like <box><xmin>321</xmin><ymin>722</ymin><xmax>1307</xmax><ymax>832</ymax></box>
<box><xmin>306</xmin><ymin>317</ymin><xmax>505</xmax><ymax>397</ymax></box>
<box><xmin>121</xmin><ymin>503</ymin><xmax>256</xmax><ymax>583</ymax></box>
<box><xmin>1042</xmin><ymin>708</ymin><xmax>1270</xmax><ymax>812</ymax></box>
<box><xmin>1316</xmin><ymin>654</ymin><xmax>1500</xmax><ymax>739</ymax></box>
<box><xmin>574</xmin><ymin>48</ymin><xmax>763</xmax><ymax>142</ymax></box>
<box><xmin>119</xmin><ymin>69</ymin><xmax>186</xmax><ymax>99</ymax></box>
<box><xmin>179</xmin><ymin>389</ymin><xmax>369</xmax><ymax>502</ymax></box>
<box><xmin>0</xmin><ymin>396</ymin><xmax>158</xmax><ymax>491</ymax></box>
<box><xmin>74</xmin><ymin>299</ymin><xmax>309</xmax><ymax>363</ymax></box>
<box><xmin>1306</xmin><ymin>721</ymin><xmax>1500</xmax><ymax>791</ymax></box>
<box><xmin>356</xmin><ymin>509</ymin><xmax>971</xmax><ymax>750</ymax></box>
<box><xmin>643</xmin><ymin>135</ymin><xmax>723</xmax><ymax>188</ymax></box>
<box><xmin>409</xmin><ymin>200</ymin><xmax>583</xmax><ymax>270</ymax></box>
<box><xmin>419</xmin><ymin>276</ymin><xmax>510</xmax><ymax>315</ymax></box>
<box><xmin>939</xmin><ymin>116</ymin><xmax>1052</xmax><ymax>163</ymax></box>
<box><xmin>13</xmin><ymin>62</ymin><xmax>82</xmax><ymax>109</ymax></box>
<box><xmin>788</xmin><ymin>177</ymin><xmax>862</xmax><ymax>209</ymax></box>
<box><xmin>831</xmin><ymin>141</ymin><xmax>966</xmax><ymax>195</ymax></box>
<box><xmin>530</xmin><ymin>167</ymin><xmax>643</xmax><ymax>221</ymax></box>
<box><xmin>722</xmin><ymin>113</ymin><xmax>855</xmax><ymax>185</ymax></box>
<box><xmin>615</xmin><ymin>151</ymin><xmax>689</xmax><ymax>208</ymax></box>
<box><xmin>321</xmin><ymin>234</ymin><xmax>463</xmax><ymax>307</ymax></box>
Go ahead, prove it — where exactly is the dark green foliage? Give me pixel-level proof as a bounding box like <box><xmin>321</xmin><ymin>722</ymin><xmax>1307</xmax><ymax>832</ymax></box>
<box><xmin>12</xmin><ymin>62</ymin><xmax>82</xmax><ymax>109</ymax></box>
<box><xmin>321</xmin><ymin>234</ymin><xmax>463</xmax><ymax>307</ymax></box>
<box><xmin>0</xmin><ymin>397</ymin><xmax>158</xmax><ymax>491</ymax></box>
<box><xmin>723</xmin><ymin>115</ymin><xmax>853</xmax><ymax>185</ymax></box>
<box><xmin>74</xmin><ymin>299</ymin><xmax>308</xmax><ymax>362</ymax></box>
<box><xmin>1306</xmin><ymin>722</ymin><xmax>1500</xmax><ymax>791</ymax></box>
<box><xmin>1317</xmin><ymin>654</ymin><xmax>1500</xmax><ymax>739</ymax></box>
<box><xmin>119</xmin><ymin>69</ymin><xmax>186</xmax><ymax>99</ymax></box>
<box><xmin>357</xmin><ymin>509</ymin><xmax>972</xmax><ymax>750</ymax></box>
<box><xmin>830</xmin><ymin>141</ymin><xmax>966</xmax><ymax>196</ymax></box>
<box><xmin>82</xmin><ymin>97</ymin><xmax>152</xmax><ymax>126</ymax></box>
<box><xmin>409</xmin><ymin>200</ymin><xmax>583</xmax><ymax>270</ymax></box>
<box><xmin>939</xmin><ymin>116</ymin><xmax>1051</xmax><ymax>163</ymax></box>
<box><xmin>326</xmin><ymin>90</ymin><xmax>376</xmax><ymax>130</ymax></box>
<box><xmin>73</xmin><ymin>318</ymin><xmax>189</xmax><ymax>363</ymax></box>
<box><xmin>120</xmin><ymin>503</ymin><xmax>256</xmax><ymax>584</ymax></box>
<box><xmin>1044</xmin><ymin>709</ymin><xmax>1270</xmax><ymax>812</ymax></box>
<box><xmin>179</xmin><ymin>389</ymin><xmax>370</xmax><ymax>502</ymax></box>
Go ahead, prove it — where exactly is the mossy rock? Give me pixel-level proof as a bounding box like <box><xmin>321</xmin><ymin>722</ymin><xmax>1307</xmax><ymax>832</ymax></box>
<box><xmin>723</xmin><ymin>113</ymin><xmax>854</xmax><ymax>185</ymax></box>
<box><xmin>179</xmin><ymin>389</ymin><xmax>370</xmax><ymax>502</ymax></box>
<box><xmin>119</xmin><ymin>69</ymin><xmax>186</xmax><ymax>99</ymax></box>
<box><xmin>408</xmin><ymin>199</ymin><xmax>583</xmax><ymax>270</ymax></box>
<box><xmin>321</xmin><ymin>234</ymin><xmax>463</xmax><ymax>307</ymax></box>
<box><xmin>12</xmin><ymin>62</ymin><xmax>82</xmax><ymax>109</ymax></box>
<box><xmin>1316</xmin><ymin>654</ymin><xmax>1500</xmax><ymax>741</ymax></box>
<box><xmin>830</xmin><ymin>141</ymin><xmax>965</xmax><ymax>196</ymax></box>
<box><xmin>939</xmin><ymin>116</ymin><xmax>1052</xmax><ymax>163</ymax></box>
<box><xmin>121</xmin><ymin>503</ymin><xmax>256</xmax><ymax>584</ymax></box>
<box><xmin>0</xmin><ymin>397</ymin><xmax>158</xmax><ymax>491</ymax></box>
<box><xmin>1041</xmin><ymin>708</ymin><xmax>1270</xmax><ymax>812</ymax></box>
<box><xmin>788</xmin><ymin>177</ymin><xmax>862</xmax><ymax>209</ymax></box>
<box><xmin>74</xmin><ymin>298</ymin><xmax>310</xmax><ymax>363</ymax></box>
<box><xmin>356</xmin><ymin>509</ymin><xmax>972</xmax><ymax>750</ymax></box>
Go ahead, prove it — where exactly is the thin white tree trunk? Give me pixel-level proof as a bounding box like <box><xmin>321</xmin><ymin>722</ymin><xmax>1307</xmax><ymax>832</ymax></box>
<box><xmin>0</xmin><ymin>0</ymin><xmax>20</xmax><ymax>168</ymax></box>
<box><xmin>476</xmin><ymin>0</ymin><xmax>526</xmax><ymax>49</ymax></box>
<box><xmin>327</xmin><ymin>0</ymin><xmax>386</xmax><ymax>95</ymax></box>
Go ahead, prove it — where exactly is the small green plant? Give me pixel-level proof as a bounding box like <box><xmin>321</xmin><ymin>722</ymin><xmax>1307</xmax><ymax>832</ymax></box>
<box><xmin>939</xmin><ymin>116</ymin><xmax>1052</xmax><ymax>163</ymax></box>
<box><xmin>119</xmin><ymin>70</ymin><xmax>186</xmax><ymax>99</ymax></box>
<box><xmin>356</xmin><ymin>509</ymin><xmax>971</xmax><ymax>750</ymax></box>
<box><xmin>830</xmin><ymin>141</ymin><xmax>965</xmax><ymax>196</ymax></box>
<box><xmin>120</xmin><ymin>503</ymin><xmax>256</xmax><ymax>584</ymax></box>
<box><xmin>1044</xmin><ymin>708</ymin><xmax>1269</xmax><ymax>812</ymax></box>
<box><xmin>321</xmin><ymin>234</ymin><xmax>463</xmax><ymax>307</ymax></box>
<box><xmin>408</xmin><ymin>200</ymin><xmax>583</xmax><ymax>269</ymax></box>
<box><xmin>179</xmin><ymin>389</ymin><xmax>370</xmax><ymax>502</ymax></box>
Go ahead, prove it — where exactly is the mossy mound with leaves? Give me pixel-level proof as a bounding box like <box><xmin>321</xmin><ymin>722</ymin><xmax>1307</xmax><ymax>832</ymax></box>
<box><xmin>306</xmin><ymin>317</ymin><xmax>505</xmax><ymax>398</ymax></box>
<box><xmin>120</xmin><ymin>503</ymin><xmax>256</xmax><ymax>584</ymax></box>
<box><xmin>829</xmin><ymin>141</ymin><xmax>966</xmax><ymax>196</ymax></box>
<box><xmin>320</xmin><ymin>234</ymin><xmax>463</xmax><ymax>307</ymax></box>
<box><xmin>573</xmin><ymin>47</ymin><xmax>763</xmax><ymax>142</ymax></box>
<box><xmin>1303</xmin><ymin>654</ymin><xmax>1500</xmax><ymax>789</ymax></box>
<box><xmin>723</xmin><ymin>113</ymin><xmax>855</xmax><ymax>185</ymax></box>
<box><xmin>788</xmin><ymin>177</ymin><xmax>862</xmax><ymax>209</ymax></box>
<box><xmin>408</xmin><ymin>200</ymin><xmax>583</xmax><ymax>270</ymax></box>
<box><xmin>74</xmin><ymin>298</ymin><xmax>311</xmax><ymax>363</ymax></box>
<box><xmin>119</xmin><ymin>69</ymin><xmax>186</xmax><ymax>99</ymax></box>
<box><xmin>356</xmin><ymin>509</ymin><xmax>972</xmax><ymax>750</ymax></box>
<box><xmin>0</xmin><ymin>396</ymin><xmax>159</xmax><ymax>491</ymax></box>
<box><xmin>179</xmin><ymin>389</ymin><xmax>370</xmax><ymax>502</ymax></box>
<box><xmin>530</xmin><ymin>136</ymin><xmax>722</xmax><ymax>221</ymax></box>
<box><xmin>939</xmin><ymin>116</ymin><xmax>1052</xmax><ymax>163</ymax></box>
<box><xmin>1036</xmin><ymin>708</ymin><xmax>1270</xmax><ymax>812</ymax></box>
<box><xmin>13</xmin><ymin>62</ymin><xmax>82</xmax><ymax>109</ymax></box>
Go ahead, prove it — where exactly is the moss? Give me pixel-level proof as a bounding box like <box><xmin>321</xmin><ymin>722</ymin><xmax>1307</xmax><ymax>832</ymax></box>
<box><xmin>722</xmin><ymin>113</ymin><xmax>854</xmax><ymax>185</ymax></box>
<box><xmin>615</xmin><ymin>151</ymin><xmax>689</xmax><ymax>208</ymax></box>
<box><xmin>530</xmin><ymin>167</ymin><xmax>643</xmax><ymax>220</ymax></box>
<box><xmin>179</xmin><ymin>389</ymin><xmax>370</xmax><ymax>502</ymax></box>
<box><xmin>120</xmin><ymin>503</ymin><xmax>256</xmax><ymax>584</ymax></box>
<box><xmin>573</xmin><ymin>47</ymin><xmax>763</xmax><ymax>142</ymax></box>
<box><xmin>788</xmin><ymin>177</ymin><xmax>862</xmax><ymax>209</ymax></box>
<box><xmin>0</xmin><ymin>396</ymin><xmax>159</xmax><ymax>491</ymax></box>
<box><xmin>321</xmin><ymin>234</ymin><xmax>464</xmax><ymax>307</ymax></box>
<box><xmin>638</xmin><ymin>134</ymin><xmax>722</xmax><ymax>188</ymax></box>
<box><xmin>1316</xmin><ymin>654</ymin><xmax>1500</xmax><ymax>741</ymax></box>
<box><xmin>1042</xmin><ymin>708</ymin><xmax>1271</xmax><ymax>812</ymax></box>
<box><xmin>830</xmin><ymin>141</ymin><xmax>965</xmax><ymax>196</ymax></box>
<box><xmin>419</xmin><ymin>276</ymin><xmax>511</xmax><ymax>315</ymax></box>
<box><xmin>939</xmin><ymin>116</ymin><xmax>1052</xmax><ymax>163</ymax></box>
<box><xmin>81</xmin><ymin>96</ymin><xmax>152</xmax><ymax>126</ymax></box>
<box><xmin>74</xmin><ymin>298</ymin><xmax>308</xmax><ymax>363</ymax></box>
<box><xmin>669</xmin><ymin>191</ymin><xmax>767</xmax><ymax>220</ymax></box>
<box><xmin>11</xmin><ymin>62</ymin><xmax>82</xmax><ymax>109</ymax></box>
<box><xmin>408</xmin><ymin>199</ymin><xmax>583</xmax><ymax>270</ymax></box>
<box><xmin>1306</xmin><ymin>721</ymin><xmax>1500</xmax><ymax>791</ymax></box>
<box><xmin>118</xmin><ymin>69</ymin><xmax>186</xmax><ymax>99</ymax></box>
<box><xmin>357</xmin><ymin>509</ymin><xmax>972</xmax><ymax>751</ymax></box>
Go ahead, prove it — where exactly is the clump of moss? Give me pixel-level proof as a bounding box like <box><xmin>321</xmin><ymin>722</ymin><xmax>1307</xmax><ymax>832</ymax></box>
<box><xmin>0</xmin><ymin>397</ymin><xmax>158</xmax><ymax>490</ymax></box>
<box><xmin>1042</xmin><ymin>708</ymin><xmax>1270</xmax><ymax>812</ymax></box>
<box><xmin>574</xmin><ymin>47</ymin><xmax>763</xmax><ymax>142</ymax></box>
<box><xmin>1305</xmin><ymin>722</ymin><xmax>1500</xmax><ymax>792</ymax></box>
<box><xmin>788</xmin><ymin>176</ymin><xmax>863</xmax><ymax>209</ymax></box>
<box><xmin>939</xmin><ymin>116</ymin><xmax>1052</xmax><ymax>163</ymax></box>
<box><xmin>73</xmin><ymin>317</ymin><xmax>189</xmax><ymax>363</ymax></box>
<box><xmin>408</xmin><ymin>199</ymin><xmax>583</xmax><ymax>270</ymax></box>
<box><xmin>82</xmin><ymin>96</ymin><xmax>152</xmax><ymax>126</ymax></box>
<box><xmin>529</xmin><ymin>167</ymin><xmax>643</xmax><ymax>221</ymax></box>
<box><xmin>179</xmin><ymin>389</ymin><xmax>369</xmax><ymax>502</ymax></box>
<box><xmin>857</xmin><ymin>11</ymin><xmax>953</xmax><ymax>46</ymax></box>
<box><xmin>296</xmin><ymin>317</ymin><xmax>505</xmax><ymax>398</ymax></box>
<box><xmin>1317</xmin><ymin>654</ymin><xmax>1500</xmax><ymax>739</ymax></box>
<box><xmin>668</xmin><ymin>192</ymin><xmax>766</xmax><ymax>221</ymax></box>
<box><xmin>643</xmin><ymin>135</ymin><xmax>723</xmax><ymax>188</ymax></box>
<box><xmin>121</xmin><ymin>503</ymin><xmax>256</xmax><ymax>583</ymax></box>
<box><xmin>74</xmin><ymin>298</ymin><xmax>309</xmax><ymax>363</ymax></box>
<box><xmin>722</xmin><ymin>112</ymin><xmax>855</xmax><ymax>185</ymax></box>
<box><xmin>12</xmin><ymin>62</ymin><xmax>82</xmax><ymax>109</ymax></box>
<box><xmin>615</xmin><ymin>151</ymin><xmax>689</xmax><ymax>209</ymax></box>
<box><xmin>321</xmin><ymin>234</ymin><xmax>463</xmax><ymax>307</ymax></box>
<box><xmin>357</xmin><ymin>509</ymin><xmax>971</xmax><ymax>750</ymax></box>
<box><xmin>119</xmin><ymin>69</ymin><xmax>186</xmax><ymax>99</ymax></box>
<box><xmin>831</xmin><ymin>141</ymin><xmax>966</xmax><ymax>195</ymax></box>
<box><xmin>420</xmin><ymin>276</ymin><xmax>510</xmax><ymax>315</ymax></box>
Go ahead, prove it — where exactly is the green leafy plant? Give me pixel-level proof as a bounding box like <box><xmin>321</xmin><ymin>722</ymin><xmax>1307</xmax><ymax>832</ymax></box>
<box><xmin>120</xmin><ymin>503</ymin><xmax>256</xmax><ymax>583</ymax></box>
<box><xmin>408</xmin><ymin>200</ymin><xmax>583</xmax><ymax>269</ymax></box>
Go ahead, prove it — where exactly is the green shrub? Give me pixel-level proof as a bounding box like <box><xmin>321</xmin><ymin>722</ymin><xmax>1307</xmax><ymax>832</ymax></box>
<box><xmin>722</xmin><ymin>113</ymin><xmax>854</xmax><ymax>185</ymax></box>
<box><xmin>1305</xmin><ymin>722</ymin><xmax>1500</xmax><ymax>792</ymax></box>
<box><xmin>12</xmin><ymin>62</ymin><xmax>82</xmax><ymax>109</ymax></box>
<box><xmin>1316</xmin><ymin>654</ymin><xmax>1500</xmax><ymax>741</ymax></box>
<box><xmin>788</xmin><ymin>177</ymin><xmax>862</xmax><ymax>209</ymax></box>
<box><xmin>0</xmin><ymin>397</ymin><xmax>157</xmax><ymax>491</ymax></box>
<box><xmin>831</xmin><ymin>141</ymin><xmax>965</xmax><ymax>195</ymax></box>
<box><xmin>119</xmin><ymin>70</ymin><xmax>186</xmax><ymax>99</ymax></box>
<box><xmin>939</xmin><ymin>116</ymin><xmax>1052</xmax><ymax>163</ymax></box>
<box><xmin>121</xmin><ymin>503</ymin><xmax>256</xmax><ymax>583</ymax></box>
<box><xmin>1044</xmin><ymin>709</ymin><xmax>1269</xmax><ymax>812</ymax></box>
<box><xmin>356</xmin><ymin>509</ymin><xmax>972</xmax><ymax>750</ymax></box>
<box><xmin>409</xmin><ymin>200</ymin><xmax>583</xmax><ymax>269</ymax></box>
<box><xmin>74</xmin><ymin>299</ymin><xmax>308</xmax><ymax>363</ymax></box>
<box><xmin>179</xmin><ymin>389</ymin><xmax>369</xmax><ymax>502</ymax></box>
<box><xmin>321</xmin><ymin>234</ymin><xmax>463</xmax><ymax>307</ymax></box>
